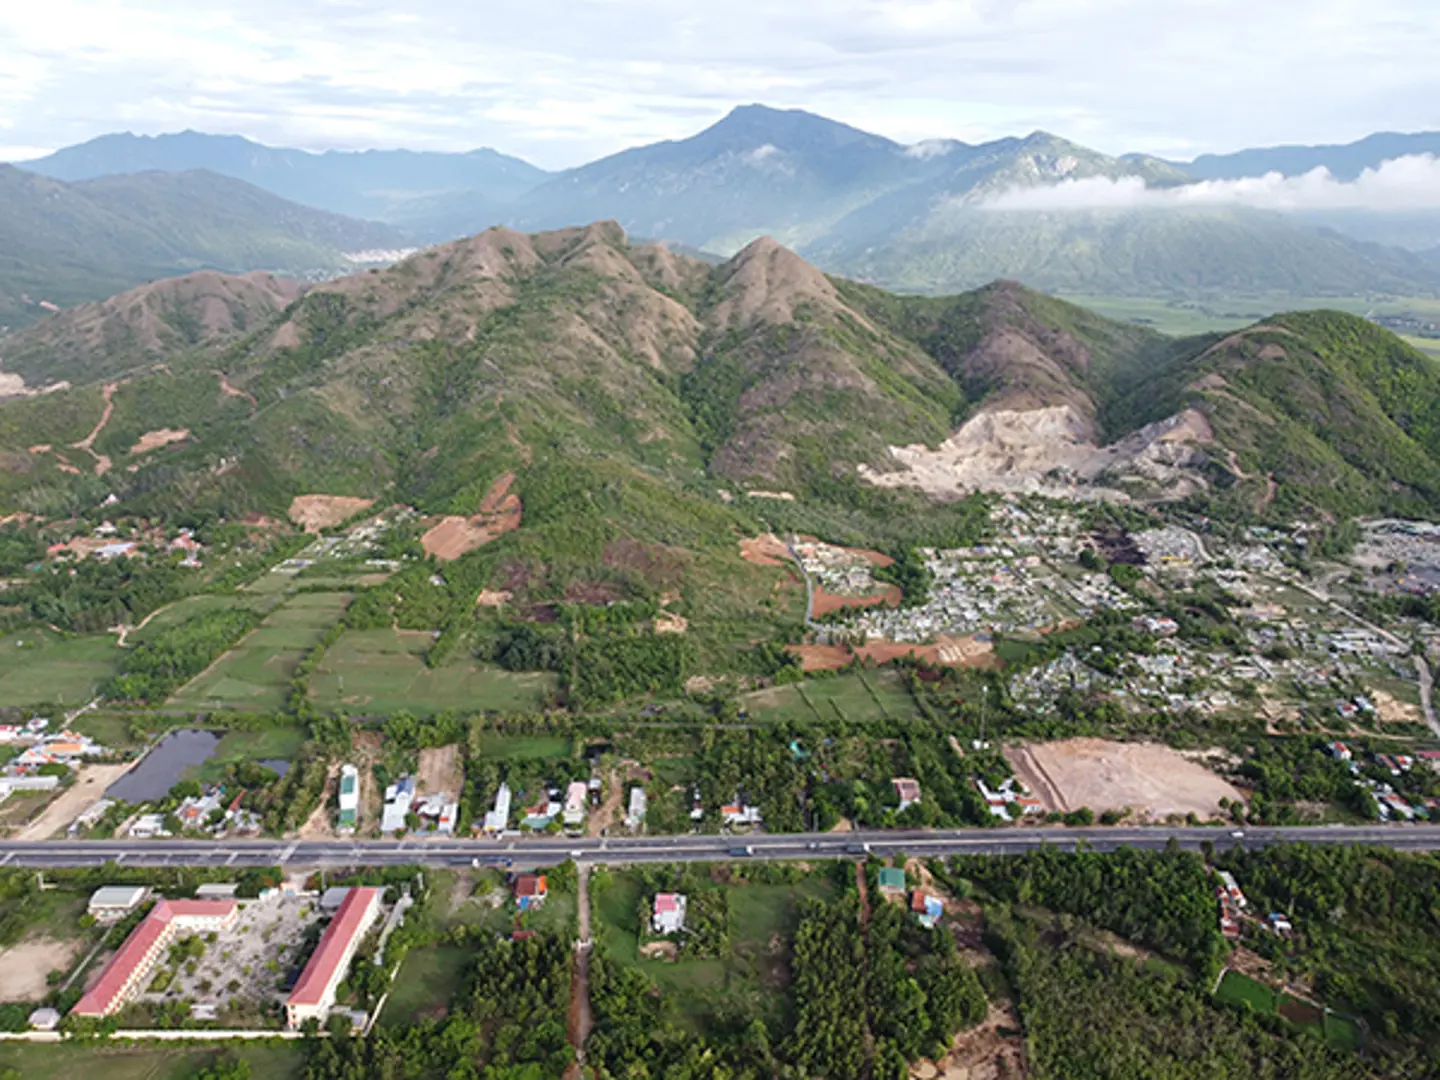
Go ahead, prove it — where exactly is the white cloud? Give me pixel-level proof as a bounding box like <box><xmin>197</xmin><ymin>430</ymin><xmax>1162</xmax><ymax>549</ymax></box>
<box><xmin>978</xmin><ymin>154</ymin><xmax>1440</xmax><ymax>212</ymax></box>
<box><xmin>0</xmin><ymin>0</ymin><xmax>1438</xmax><ymax>168</ymax></box>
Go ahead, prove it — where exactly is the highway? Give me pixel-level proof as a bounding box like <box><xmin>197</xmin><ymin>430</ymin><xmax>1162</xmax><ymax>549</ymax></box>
<box><xmin>4</xmin><ymin>824</ymin><xmax>1440</xmax><ymax>869</ymax></box>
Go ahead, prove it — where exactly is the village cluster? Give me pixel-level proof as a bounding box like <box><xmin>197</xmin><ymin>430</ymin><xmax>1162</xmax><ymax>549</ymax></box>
<box><xmin>0</xmin><ymin>721</ymin><xmax>111</xmax><ymax>802</ymax></box>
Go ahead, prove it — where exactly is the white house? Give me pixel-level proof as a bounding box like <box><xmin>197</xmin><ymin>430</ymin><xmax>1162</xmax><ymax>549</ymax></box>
<box><xmin>563</xmin><ymin>781</ymin><xmax>588</xmax><ymax>828</ymax></box>
<box><xmin>483</xmin><ymin>783</ymin><xmax>512</xmax><ymax>834</ymax></box>
<box><xmin>652</xmin><ymin>893</ymin><xmax>687</xmax><ymax>935</ymax></box>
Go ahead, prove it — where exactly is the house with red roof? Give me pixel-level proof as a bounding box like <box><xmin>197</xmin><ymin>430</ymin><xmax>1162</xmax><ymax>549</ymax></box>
<box><xmin>514</xmin><ymin>874</ymin><xmax>547</xmax><ymax>911</ymax></box>
<box><xmin>69</xmin><ymin>899</ymin><xmax>238</xmax><ymax>1018</ymax></box>
<box><xmin>652</xmin><ymin>892</ymin><xmax>687</xmax><ymax>935</ymax></box>
<box><xmin>286</xmin><ymin>887</ymin><xmax>383</xmax><ymax>1029</ymax></box>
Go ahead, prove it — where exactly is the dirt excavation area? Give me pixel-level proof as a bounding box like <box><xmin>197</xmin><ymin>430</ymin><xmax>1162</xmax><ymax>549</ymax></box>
<box><xmin>128</xmin><ymin>428</ymin><xmax>190</xmax><ymax>455</ymax></box>
<box><xmin>859</xmin><ymin>404</ymin><xmax>1212</xmax><ymax>502</ymax></box>
<box><xmin>421</xmin><ymin>472</ymin><xmax>523</xmax><ymax>560</ymax></box>
<box><xmin>739</xmin><ymin>533</ymin><xmax>791</xmax><ymax>566</ymax></box>
<box><xmin>15</xmin><ymin>762</ymin><xmax>133</xmax><ymax>840</ymax></box>
<box><xmin>289</xmin><ymin>494</ymin><xmax>376</xmax><ymax>532</ymax></box>
<box><xmin>0</xmin><ymin>938</ymin><xmax>82</xmax><ymax>1000</ymax></box>
<box><xmin>418</xmin><ymin>744</ymin><xmax>465</xmax><ymax>796</ymax></box>
<box><xmin>1006</xmin><ymin>738</ymin><xmax>1243</xmax><ymax>820</ymax></box>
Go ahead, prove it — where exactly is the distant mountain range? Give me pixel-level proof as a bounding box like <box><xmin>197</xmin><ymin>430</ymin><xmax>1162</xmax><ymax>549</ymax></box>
<box><xmin>8</xmin><ymin>107</ymin><xmax>1440</xmax><ymax>323</ymax></box>
<box><xmin>1173</xmin><ymin>131</ymin><xmax>1440</xmax><ymax>181</ymax></box>
<box><xmin>25</xmin><ymin>130</ymin><xmax>550</xmax><ymax>222</ymax></box>
<box><xmin>0</xmin><ymin>165</ymin><xmax>406</xmax><ymax>328</ymax></box>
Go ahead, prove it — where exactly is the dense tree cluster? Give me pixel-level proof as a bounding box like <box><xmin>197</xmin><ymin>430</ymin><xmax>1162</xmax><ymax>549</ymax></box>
<box><xmin>105</xmin><ymin>608</ymin><xmax>260</xmax><ymax>702</ymax></box>
<box><xmin>944</xmin><ymin>845</ymin><xmax>1226</xmax><ymax>973</ymax></box>
<box><xmin>991</xmin><ymin>909</ymin><xmax>1369</xmax><ymax>1080</ymax></box>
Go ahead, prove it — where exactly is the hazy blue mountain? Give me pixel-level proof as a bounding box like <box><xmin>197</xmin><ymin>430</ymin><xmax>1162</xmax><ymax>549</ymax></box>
<box><xmin>506</xmin><ymin>104</ymin><xmax>941</xmax><ymax>252</ymax></box>
<box><xmin>0</xmin><ymin>165</ymin><xmax>404</xmax><ymax>327</ymax></box>
<box><xmin>18</xmin><ymin>130</ymin><xmax>551</xmax><ymax>221</ymax></box>
<box><xmin>809</xmin><ymin>205</ymin><xmax>1440</xmax><ymax>298</ymax></box>
<box><xmin>1177</xmin><ymin>131</ymin><xmax>1440</xmax><ymax>181</ymax></box>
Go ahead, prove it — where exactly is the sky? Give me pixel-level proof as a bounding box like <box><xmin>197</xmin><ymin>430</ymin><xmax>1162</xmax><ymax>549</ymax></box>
<box><xmin>1</xmin><ymin>0</ymin><xmax>1438</xmax><ymax>170</ymax></box>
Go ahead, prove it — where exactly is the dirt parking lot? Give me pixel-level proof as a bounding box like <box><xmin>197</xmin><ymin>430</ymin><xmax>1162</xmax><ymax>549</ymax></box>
<box><xmin>1007</xmin><ymin>738</ymin><xmax>1243</xmax><ymax>821</ymax></box>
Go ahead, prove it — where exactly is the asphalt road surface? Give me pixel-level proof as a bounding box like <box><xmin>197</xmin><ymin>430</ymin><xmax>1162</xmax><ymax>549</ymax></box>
<box><xmin>3</xmin><ymin>824</ymin><xmax>1440</xmax><ymax>869</ymax></box>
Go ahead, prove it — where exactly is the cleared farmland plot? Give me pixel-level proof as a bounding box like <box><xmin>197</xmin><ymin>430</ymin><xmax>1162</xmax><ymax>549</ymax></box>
<box><xmin>741</xmin><ymin>670</ymin><xmax>919</xmax><ymax>725</ymax></box>
<box><xmin>308</xmin><ymin>628</ymin><xmax>558</xmax><ymax>715</ymax></box>
<box><xmin>168</xmin><ymin>592</ymin><xmax>352</xmax><ymax>711</ymax></box>
<box><xmin>0</xmin><ymin>627</ymin><xmax>123</xmax><ymax>708</ymax></box>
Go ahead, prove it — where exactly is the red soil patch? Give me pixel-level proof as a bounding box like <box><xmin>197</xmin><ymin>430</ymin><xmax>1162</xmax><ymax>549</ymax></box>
<box><xmin>241</xmin><ymin>512</ymin><xmax>283</xmax><ymax>528</ymax></box>
<box><xmin>603</xmin><ymin>538</ymin><xmax>687</xmax><ymax>588</ymax></box>
<box><xmin>421</xmin><ymin>472</ymin><xmax>522</xmax><ymax>561</ymax></box>
<box><xmin>788</xmin><ymin>634</ymin><xmax>997</xmax><ymax>672</ymax></box>
<box><xmin>128</xmin><ymin>428</ymin><xmax>190</xmax><ymax>455</ymax></box>
<box><xmin>213</xmin><ymin>370</ymin><xmax>257</xmax><ymax>409</ymax></box>
<box><xmin>740</xmin><ymin>533</ymin><xmax>791</xmax><ymax>567</ymax></box>
<box><xmin>791</xmin><ymin>644</ymin><xmax>854</xmax><ymax>672</ymax></box>
<box><xmin>810</xmin><ymin>583</ymin><xmax>902</xmax><ymax>618</ymax></box>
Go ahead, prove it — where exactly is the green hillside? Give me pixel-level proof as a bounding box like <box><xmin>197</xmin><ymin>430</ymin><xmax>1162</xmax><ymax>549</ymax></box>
<box><xmin>0</xmin><ymin>165</ymin><xmax>404</xmax><ymax>329</ymax></box>
<box><xmin>3</xmin><ymin>223</ymin><xmax>1438</xmax><ymax>543</ymax></box>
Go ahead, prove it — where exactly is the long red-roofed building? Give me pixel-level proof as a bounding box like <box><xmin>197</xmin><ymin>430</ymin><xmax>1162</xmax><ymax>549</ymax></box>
<box><xmin>70</xmin><ymin>899</ymin><xmax>238</xmax><ymax>1018</ymax></box>
<box><xmin>286</xmin><ymin>886</ymin><xmax>383</xmax><ymax>1028</ymax></box>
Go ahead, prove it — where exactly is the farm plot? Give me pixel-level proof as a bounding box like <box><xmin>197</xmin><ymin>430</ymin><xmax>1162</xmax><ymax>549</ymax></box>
<box><xmin>381</xmin><ymin>945</ymin><xmax>474</xmax><ymax>1025</ymax></box>
<box><xmin>1215</xmin><ymin>970</ymin><xmax>1362</xmax><ymax>1050</ymax></box>
<box><xmin>308</xmin><ymin>628</ymin><xmax>557</xmax><ymax>715</ymax></box>
<box><xmin>0</xmin><ymin>627</ymin><xmax>123</xmax><ymax>707</ymax></box>
<box><xmin>741</xmin><ymin>671</ymin><xmax>919</xmax><ymax>726</ymax></box>
<box><xmin>168</xmin><ymin>592</ymin><xmax>352</xmax><ymax>711</ymax></box>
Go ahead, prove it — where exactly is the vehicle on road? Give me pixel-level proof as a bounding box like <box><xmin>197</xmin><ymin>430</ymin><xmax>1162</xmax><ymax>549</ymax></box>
<box><xmin>1231</xmin><ymin>831</ymin><xmax>1245</xmax><ymax>839</ymax></box>
<box><xmin>845</xmin><ymin>842</ymin><xmax>872</xmax><ymax>855</ymax></box>
<box><xmin>729</xmin><ymin>845</ymin><xmax>754</xmax><ymax>856</ymax></box>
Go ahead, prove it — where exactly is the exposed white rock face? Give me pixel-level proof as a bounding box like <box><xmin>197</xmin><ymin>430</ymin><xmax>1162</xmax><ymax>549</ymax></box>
<box><xmin>858</xmin><ymin>404</ymin><xmax>1213</xmax><ymax>502</ymax></box>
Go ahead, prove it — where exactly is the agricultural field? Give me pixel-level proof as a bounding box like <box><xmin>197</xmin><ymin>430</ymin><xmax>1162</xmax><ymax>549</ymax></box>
<box><xmin>0</xmin><ymin>626</ymin><xmax>123</xmax><ymax>708</ymax></box>
<box><xmin>127</xmin><ymin>593</ymin><xmax>272</xmax><ymax>644</ymax></box>
<box><xmin>740</xmin><ymin>670</ymin><xmax>920</xmax><ymax>725</ymax></box>
<box><xmin>591</xmin><ymin>866</ymin><xmax>837</xmax><ymax>1033</ymax></box>
<box><xmin>471</xmin><ymin>733</ymin><xmax>574</xmax><ymax>760</ymax></box>
<box><xmin>0</xmin><ymin>1043</ymin><xmax>303</xmax><ymax>1080</ymax></box>
<box><xmin>167</xmin><ymin>591</ymin><xmax>352</xmax><ymax>711</ymax></box>
<box><xmin>308</xmin><ymin>628</ymin><xmax>557</xmax><ymax>715</ymax></box>
<box><xmin>1214</xmin><ymin>970</ymin><xmax>1362</xmax><ymax>1051</ymax></box>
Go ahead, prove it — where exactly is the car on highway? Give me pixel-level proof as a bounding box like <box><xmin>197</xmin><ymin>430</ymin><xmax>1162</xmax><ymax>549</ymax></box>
<box><xmin>1231</xmin><ymin>831</ymin><xmax>1245</xmax><ymax>839</ymax></box>
<box><xmin>729</xmin><ymin>845</ymin><xmax>755</xmax><ymax>856</ymax></box>
<box><xmin>845</xmin><ymin>842</ymin><xmax>871</xmax><ymax>855</ymax></box>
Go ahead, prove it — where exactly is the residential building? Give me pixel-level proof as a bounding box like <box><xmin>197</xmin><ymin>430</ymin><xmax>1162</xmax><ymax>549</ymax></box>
<box><xmin>482</xmin><ymin>783</ymin><xmax>512</xmax><ymax>834</ymax></box>
<box><xmin>563</xmin><ymin>781</ymin><xmax>588</xmax><ymax>828</ymax></box>
<box><xmin>515</xmin><ymin>874</ymin><xmax>547</xmax><ymax>911</ymax></box>
<box><xmin>892</xmin><ymin>778</ymin><xmax>922</xmax><ymax>812</ymax></box>
<box><xmin>911</xmin><ymin>892</ymin><xmax>944</xmax><ymax>929</ymax></box>
<box><xmin>1216</xmin><ymin>870</ymin><xmax>1247</xmax><ymax>908</ymax></box>
<box><xmin>380</xmin><ymin>776</ymin><xmax>415</xmax><ymax>834</ymax></box>
<box><xmin>87</xmin><ymin>885</ymin><xmax>148</xmax><ymax>922</ymax></box>
<box><xmin>877</xmin><ymin>868</ymin><xmax>907</xmax><ymax>896</ymax></box>
<box><xmin>27</xmin><ymin>1008</ymin><xmax>60</xmax><ymax>1031</ymax></box>
<box><xmin>338</xmin><ymin>765</ymin><xmax>359</xmax><ymax>832</ymax></box>
<box><xmin>652</xmin><ymin>893</ymin><xmax>688</xmax><ymax>935</ymax></box>
<box><xmin>71</xmin><ymin>900</ymin><xmax>238</xmax><ymax>1017</ymax></box>
<box><xmin>286</xmin><ymin>887</ymin><xmax>384</xmax><ymax>1029</ymax></box>
<box><xmin>721</xmin><ymin>803</ymin><xmax>763</xmax><ymax>827</ymax></box>
<box><xmin>625</xmin><ymin>787</ymin><xmax>647</xmax><ymax>830</ymax></box>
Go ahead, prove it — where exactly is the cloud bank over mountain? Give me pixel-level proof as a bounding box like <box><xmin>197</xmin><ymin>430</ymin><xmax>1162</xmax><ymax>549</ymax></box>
<box><xmin>979</xmin><ymin>154</ymin><xmax>1440</xmax><ymax>213</ymax></box>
